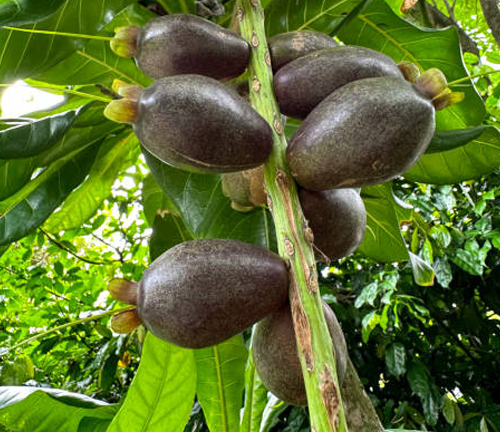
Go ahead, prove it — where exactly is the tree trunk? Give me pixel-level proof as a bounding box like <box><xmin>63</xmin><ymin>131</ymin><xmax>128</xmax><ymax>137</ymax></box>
<box><xmin>480</xmin><ymin>0</ymin><xmax>500</xmax><ymax>47</ymax></box>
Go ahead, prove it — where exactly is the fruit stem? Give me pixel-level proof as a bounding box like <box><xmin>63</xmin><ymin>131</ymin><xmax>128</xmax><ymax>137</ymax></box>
<box><xmin>237</xmin><ymin>2</ymin><xmax>349</xmax><ymax>431</ymax></box>
<box><xmin>0</xmin><ymin>83</ymin><xmax>113</xmax><ymax>103</ymax></box>
<box><xmin>2</xmin><ymin>26</ymin><xmax>113</xmax><ymax>41</ymax></box>
<box><xmin>0</xmin><ymin>305</ymin><xmax>135</xmax><ymax>355</ymax></box>
<box><xmin>447</xmin><ymin>68</ymin><xmax>500</xmax><ymax>87</ymax></box>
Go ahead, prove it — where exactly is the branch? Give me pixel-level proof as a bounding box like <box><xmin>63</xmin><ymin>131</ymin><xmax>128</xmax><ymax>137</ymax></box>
<box><xmin>40</xmin><ymin>228</ymin><xmax>113</xmax><ymax>266</ymax></box>
<box><xmin>480</xmin><ymin>0</ymin><xmax>500</xmax><ymax>47</ymax></box>
<box><xmin>237</xmin><ymin>2</ymin><xmax>383</xmax><ymax>431</ymax></box>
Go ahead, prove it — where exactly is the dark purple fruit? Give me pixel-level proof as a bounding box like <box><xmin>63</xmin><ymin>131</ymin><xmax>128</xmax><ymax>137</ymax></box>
<box><xmin>286</xmin><ymin>76</ymin><xmax>437</xmax><ymax>190</ymax></box>
<box><xmin>111</xmin><ymin>14</ymin><xmax>250</xmax><ymax>80</ymax></box>
<box><xmin>274</xmin><ymin>46</ymin><xmax>404</xmax><ymax>120</ymax></box>
<box><xmin>137</xmin><ymin>239</ymin><xmax>289</xmax><ymax>348</ymax></box>
<box><xmin>253</xmin><ymin>301</ymin><xmax>348</xmax><ymax>405</ymax></box>
<box><xmin>300</xmin><ymin>189</ymin><xmax>366</xmax><ymax>260</ymax></box>
<box><xmin>268</xmin><ymin>30</ymin><xmax>337</xmax><ymax>72</ymax></box>
<box><xmin>105</xmin><ymin>75</ymin><xmax>274</xmax><ymax>173</ymax></box>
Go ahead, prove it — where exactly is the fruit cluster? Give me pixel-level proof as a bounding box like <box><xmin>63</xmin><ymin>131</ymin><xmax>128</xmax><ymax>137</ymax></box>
<box><xmin>105</xmin><ymin>14</ymin><xmax>460</xmax><ymax>406</ymax></box>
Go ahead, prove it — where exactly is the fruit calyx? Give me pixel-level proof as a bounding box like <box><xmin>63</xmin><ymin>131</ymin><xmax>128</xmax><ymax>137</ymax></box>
<box><xmin>112</xmin><ymin>79</ymin><xmax>143</xmax><ymax>101</ymax></box>
<box><xmin>414</xmin><ymin>68</ymin><xmax>464</xmax><ymax>110</ymax></box>
<box><xmin>111</xmin><ymin>308</ymin><xmax>141</xmax><ymax>334</ymax></box>
<box><xmin>110</xmin><ymin>26</ymin><xmax>140</xmax><ymax>58</ymax></box>
<box><xmin>397</xmin><ymin>61</ymin><xmax>420</xmax><ymax>83</ymax></box>
<box><xmin>109</xmin><ymin>278</ymin><xmax>138</xmax><ymax>305</ymax></box>
<box><xmin>104</xmin><ymin>98</ymin><xmax>139</xmax><ymax>124</ymax></box>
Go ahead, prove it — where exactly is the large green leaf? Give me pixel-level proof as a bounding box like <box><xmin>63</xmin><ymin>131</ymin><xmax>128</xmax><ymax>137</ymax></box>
<box><xmin>240</xmin><ymin>349</ymin><xmax>269</xmax><ymax>432</ymax></box>
<box><xmin>0</xmin><ymin>0</ymin><xmax>135</xmax><ymax>83</ymax></box>
<box><xmin>44</xmin><ymin>132</ymin><xmax>139</xmax><ymax>232</ymax></box>
<box><xmin>265</xmin><ymin>0</ymin><xmax>367</xmax><ymax>37</ymax></box>
<box><xmin>0</xmin><ymin>106</ymin><xmax>86</xmax><ymax>159</ymax></box>
<box><xmin>0</xmin><ymin>141</ymin><xmax>100</xmax><ymax>246</ymax></box>
<box><xmin>337</xmin><ymin>0</ymin><xmax>485</xmax><ymax>130</ymax></box>
<box><xmin>195</xmin><ymin>335</ymin><xmax>247</xmax><ymax>432</ymax></box>
<box><xmin>143</xmin><ymin>149</ymin><xmax>275</xmax><ymax>250</ymax></box>
<box><xmin>405</xmin><ymin>126</ymin><xmax>500</xmax><ymax>184</ymax></box>
<box><xmin>36</xmin><ymin>4</ymin><xmax>154</xmax><ymax>87</ymax></box>
<box><xmin>360</xmin><ymin>184</ymin><xmax>409</xmax><ymax>262</ymax></box>
<box><xmin>407</xmin><ymin>361</ymin><xmax>441</xmax><ymax>426</ymax></box>
<box><xmin>0</xmin><ymin>157</ymin><xmax>36</xmax><ymax>200</ymax></box>
<box><xmin>0</xmin><ymin>386</ymin><xmax>116</xmax><ymax>432</ymax></box>
<box><xmin>149</xmin><ymin>211</ymin><xmax>192</xmax><ymax>261</ymax></box>
<box><xmin>107</xmin><ymin>333</ymin><xmax>196</xmax><ymax>432</ymax></box>
<box><xmin>0</xmin><ymin>0</ymin><xmax>65</xmax><ymax>26</ymax></box>
<box><xmin>425</xmin><ymin>126</ymin><xmax>490</xmax><ymax>154</ymax></box>
<box><xmin>141</xmin><ymin>174</ymin><xmax>178</xmax><ymax>227</ymax></box>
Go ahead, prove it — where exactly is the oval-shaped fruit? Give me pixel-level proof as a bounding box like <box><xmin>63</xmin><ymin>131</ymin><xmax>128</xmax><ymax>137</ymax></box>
<box><xmin>286</xmin><ymin>76</ymin><xmax>435</xmax><ymax>190</ymax></box>
<box><xmin>268</xmin><ymin>30</ymin><xmax>337</xmax><ymax>72</ymax></box>
<box><xmin>274</xmin><ymin>46</ymin><xmax>403</xmax><ymax>119</ymax></box>
<box><xmin>113</xmin><ymin>14</ymin><xmax>250</xmax><ymax>80</ymax></box>
<box><xmin>137</xmin><ymin>239</ymin><xmax>289</xmax><ymax>348</ymax></box>
<box><xmin>253</xmin><ymin>301</ymin><xmax>347</xmax><ymax>406</ymax></box>
<box><xmin>132</xmin><ymin>75</ymin><xmax>273</xmax><ymax>173</ymax></box>
<box><xmin>300</xmin><ymin>189</ymin><xmax>366</xmax><ymax>260</ymax></box>
<box><xmin>221</xmin><ymin>166</ymin><xmax>267</xmax><ymax>212</ymax></box>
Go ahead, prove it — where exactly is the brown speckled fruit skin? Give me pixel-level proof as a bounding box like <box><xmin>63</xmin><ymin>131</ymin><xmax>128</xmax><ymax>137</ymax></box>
<box><xmin>137</xmin><ymin>239</ymin><xmax>289</xmax><ymax>349</ymax></box>
<box><xmin>274</xmin><ymin>46</ymin><xmax>403</xmax><ymax>120</ymax></box>
<box><xmin>300</xmin><ymin>189</ymin><xmax>366</xmax><ymax>261</ymax></box>
<box><xmin>268</xmin><ymin>30</ymin><xmax>337</xmax><ymax>73</ymax></box>
<box><xmin>253</xmin><ymin>301</ymin><xmax>347</xmax><ymax>406</ymax></box>
<box><xmin>286</xmin><ymin>76</ymin><xmax>435</xmax><ymax>190</ymax></box>
<box><xmin>134</xmin><ymin>75</ymin><xmax>274</xmax><ymax>173</ymax></box>
<box><xmin>136</xmin><ymin>14</ymin><xmax>250</xmax><ymax>80</ymax></box>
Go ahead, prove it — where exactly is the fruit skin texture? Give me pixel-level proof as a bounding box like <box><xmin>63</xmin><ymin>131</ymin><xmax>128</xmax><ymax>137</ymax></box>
<box><xmin>136</xmin><ymin>14</ymin><xmax>250</xmax><ymax>80</ymax></box>
<box><xmin>253</xmin><ymin>301</ymin><xmax>348</xmax><ymax>406</ymax></box>
<box><xmin>300</xmin><ymin>189</ymin><xmax>366</xmax><ymax>261</ymax></box>
<box><xmin>137</xmin><ymin>239</ymin><xmax>289</xmax><ymax>349</ymax></box>
<box><xmin>286</xmin><ymin>76</ymin><xmax>435</xmax><ymax>190</ymax></box>
<box><xmin>134</xmin><ymin>75</ymin><xmax>274</xmax><ymax>173</ymax></box>
<box><xmin>268</xmin><ymin>30</ymin><xmax>337</xmax><ymax>72</ymax></box>
<box><xmin>274</xmin><ymin>46</ymin><xmax>403</xmax><ymax>120</ymax></box>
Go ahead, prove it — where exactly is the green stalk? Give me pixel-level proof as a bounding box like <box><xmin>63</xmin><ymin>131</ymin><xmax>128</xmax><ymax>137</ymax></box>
<box><xmin>237</xmin><ymin>1</ymin><xmax>348</xmax><ymax>431</ymax></box>
<box><xmin>0</xmin><ymin>83</ymin><xmax>112</xmax><ymax>103</ymax></box>
<box><xmin>1</xmin><ymin>305</ymin><xmax>135</xmax><ymax>354</ymax></box>
<box><xmin>2</xmin><ymin>26</ymin><xmax>112</xmax><ymax>41</ymax></box>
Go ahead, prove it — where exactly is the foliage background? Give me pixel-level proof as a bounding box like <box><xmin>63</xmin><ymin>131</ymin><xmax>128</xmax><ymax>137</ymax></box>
<box><xmin>0</xmin><ymin>0</ymin><xmax>499</xmax><ymax>431</ymax></box>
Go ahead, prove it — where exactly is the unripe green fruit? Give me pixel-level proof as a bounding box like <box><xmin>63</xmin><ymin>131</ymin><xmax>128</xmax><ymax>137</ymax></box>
<box><xmin>105</xmin><ymin>75</ymin><xmax>274</xmax><ymax>173</ymax></box>
<box><xmin>300</xmin><ymin>189</ymin><xmax>366</xmax><ymax>261</ymax></box>
<box><xmin>268</xmin><ymin>30</ymin><xmax>337</xmax><ymax>72</ymax></box>
<box><xmin>137</xmin><ymin>239</ymin><xmax>289</xmax><ymax>348</ymax></box>
<box><xmin>112</xmin><ymin>14</ymin><xmax>250</xmax><ymax>80</ymax></box>
<box><xmin>286</xmin><ymin>76</ymin><xmax>436</xmax><ymax>190</ymax></box>
<box><xmin>253</xmin><ymin>301</ymin><xmax>348</xmax><ymax>406</ymax></box>
<box><xmin>274</xmin><ymin>46</ymin><xmax>403</xmax><ymax>120</ymax></box>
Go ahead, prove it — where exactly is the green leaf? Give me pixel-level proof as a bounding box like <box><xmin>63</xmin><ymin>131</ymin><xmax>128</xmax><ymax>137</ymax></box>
<box><xmin>0</xmin><ymin>157</ymin><xmax>36</xmax><ymax>200</ymax></box>
<box><xmin>480</xmin><ymin>417</ymin><xmax>489</xmax><ymax>432</ymax></box>
<box><xmin>338</xmin><ymin>0</ymin><xmax>485</xmax><ymax>130</ymax></box>
<box><xmin>142</xmin><ymin>174</ymin><xmax>179</xmax><ymax>227</ymax></box>
<box><xmin>433</xmin><ymin>256</ymin><xmax>453</xmax><ymax>288</ymax></box>
<box><xmin>407</xmin><ymin>362</ymin><xmax>440</xmax><ymax>426</ymax></box>
<box><xmin>360</xmin><ymin>184</ymin><xmax>409</xmax><ymax>262</ymax></box>
<box><xmin>429</xmin><ymin>225</ymin><xmax>451</xmax><ymax>248</ymax></box>
<box><xmin>385</xmin><ymin>342</ymin><xmax>406</xmax><ymax>377</ymax></box>
<box><xmin>107</xmin><ymin>333</ymin><xmax>196</xmax><ymax>432</ymax></box>
<box><xmin>44</xmin><ymin>132</ymin><xmax>139</xmax><ymax>232</ymax></box>
<box><xmin>260</xmin><ymin>395</ymin><xmax>287</xmax><ymax>432</ymax></box>
<box><xmin>0</xmin><ymin>0</ymin><xmax>65</xmax><ymax>26</ymax></box>
<box><xmin>36</xmin><ymin>4</ymin><xmax>154</xmax><ymax>87</ymax></box>
<box><xmin>143</xmin><ymin>148</ymin><xmax>275</xmax><ymax>250</ymax></box>
<box><xmin>405</xmin><ymin>127</ymin><xmax>500</xmax><ymax>184</ymax></box>
<box><xmin>426</xmin><ymin>126</ymin><xmax>489</xmax><ymax>154</ymax></box>
<box><xmin>240</xmin><ymin>351</ymin><xmax>269</xmax><ymax>432</ymax></box>
<box><xmin>0</xmin><ymin>387</ymin><xmax>115</xmax><ymax>432</ymax></box>
<box><xmin>361</xmin><ymin>310</ymin><xmax>380</xmax><ymax>343</ymax></box>
<box><xmin>355</xmin><ymin>282</ymin><xmax>379</xmax><ymax>308</ymax></box>
<box><xmin>149</xmin><ymin>212</ymin><xmax>192</xmax><ymax>261</ymax></box>
<box><xmin>156</xmin><ymin>0</ymin><xmax>196</xmax><ymax>14</ymax></box>
<box><xmin>0</xmin><ymin>106</ymin><xmax>85</xmax><ymax>159</ymax></box>
<box><xmin>409</xmin><ymin>252</ymin><xmax>435</xmax><ymax>286</ymax></box>
<box><xmin>265</xmin><ymin>0</ymin><xmax>367</xmax><ymax>37</ymax></box>
<box><xmin>0</xmin><ymin>0</ymin><xmax>135</xmax><ymax>83</ymax></box>
<box><xmin>442</xmin><ymin>396</ymin><xmax>455</xmax><ymax>425</ymax></box>
<box><xmin>98</xmin><ymin>353</ymin><xmax>119</xmax><ymax>393</ymax></box>
<box><xmin>195</xmin><ymin>335</ymin><xmax>247</xmax><ymax>432</ymax></box>
<box><xmin>0</xmin><ymin>141</ymin><xmax>101</xmax><ymax>246</ymax></box>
